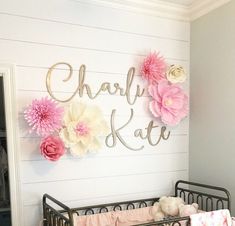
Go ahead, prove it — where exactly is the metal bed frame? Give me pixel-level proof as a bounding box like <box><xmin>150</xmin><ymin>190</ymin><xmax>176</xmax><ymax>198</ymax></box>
<box><xmin>42</xmin><ymin>180</ymin><xmax>231</xmax><ymax>226</ymax></box>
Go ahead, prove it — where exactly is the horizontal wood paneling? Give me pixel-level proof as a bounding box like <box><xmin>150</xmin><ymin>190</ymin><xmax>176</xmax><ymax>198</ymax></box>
<box><xmin>21</xmin><ymin>153</ymin><xmax>188</xmax><ymax>183</ymax></box>
<box><xmin>0</xmin><ymin>14</ymin><xmax>189</xmax><ymax>59</ymax></box>
<box><xmin>19</xmin><ymin>134</ymin><xmax>189</xmax><ymax>161</ymax></box>
<box><xmin>0</xmin><ymin>0</ymin><xmax>190</xmax><ymax>41</ymax></box>
<box><xmin>0</xmin><ymin>39</ymin><xmax>188</xmax><ymax>74</ymax></box>
<box><xmin>22</xmin><ymin>170</ymin><xmax>188</xmax><ymax>206</ymax></box>
<box><xmin>0</xmin><ymin>1</ymin><xmax>190</xmax><ymax>225</ymax></box>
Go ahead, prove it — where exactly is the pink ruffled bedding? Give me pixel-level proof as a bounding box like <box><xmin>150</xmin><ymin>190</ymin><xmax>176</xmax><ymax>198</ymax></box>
<box><xmin>70</xmin><ymin>208</ymin><xmax>234</xmax><ymax>226</ymax></box>
<box><xmin>73</xmin><ymin>206</ymin><xmax>154</xmax><ymax>226</ymax></box>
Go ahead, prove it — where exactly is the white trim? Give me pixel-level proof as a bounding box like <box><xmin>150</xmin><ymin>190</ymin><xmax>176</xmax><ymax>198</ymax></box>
<box><xmin>72</xmin><ymin>0</ymin><xmax>231</xmax><ymax>21</ymax></box>
<box><xmin>0</xmin><ymin>64</ymin><xmax>23</xmax><ymax>226</ymax></box>
<box><xmin>73</xmin><ymin>0</ymin><xmax>190</xmax><ymax>21</ymax></box>
<box><xmin>190</xmin><ymin>0</ymin><xmax>232</xmax><ymax>20</ymax></box>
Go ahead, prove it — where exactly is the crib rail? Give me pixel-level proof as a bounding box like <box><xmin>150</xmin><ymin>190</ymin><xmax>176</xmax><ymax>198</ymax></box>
<box><xmin>70</xmin><ymin>197</ymin><xmax>159</xmax><ymax>215</ymax></box>
<box><xmin>175</xmin><ymin>180</ymin><xmax>231</xmax><ymax>212</ymax></box>
<box><xmin>43</xmin><ymin>194</ymin><xmax>74</xmax><ymax>226</ymax></box>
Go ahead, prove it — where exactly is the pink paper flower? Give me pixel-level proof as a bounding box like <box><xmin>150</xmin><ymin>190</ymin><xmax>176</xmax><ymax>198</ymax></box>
<box><xmin>141</xmin><ymin>52</ymin><xmax>167</xmax><ymax>84</ymax></box>
<box><xmin>40</xmin><ymin>135</ymin><xmax>65</xmax><ymax>161</ymax></box>
<box><xmin>148</xmin><ymin>80</ymin><xmax>189</xmax><ymax>126</ymax></box>
<box><xmin>24</xmin><ymin>97</ymin><xmax>63</xmax><ymax>136</ymax></box>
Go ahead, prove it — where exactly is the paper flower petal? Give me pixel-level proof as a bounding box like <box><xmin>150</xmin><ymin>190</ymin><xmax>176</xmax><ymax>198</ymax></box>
<box><xmin>24</xmin><ymin>97</ymin><xmax>63</xmax><ymax>136</ymax></box>
<box><xmin>148</xmin><ymin>81</ymin><xmax>189</xmax><ymax>126</ymax></box>
<box><xmin>59</xmin><ymin>102</ymin><xmax>109</xmax><ymax>156</ymax></box>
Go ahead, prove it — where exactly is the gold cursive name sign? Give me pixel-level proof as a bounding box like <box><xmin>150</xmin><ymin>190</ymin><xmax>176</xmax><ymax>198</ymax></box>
<box><xmin>46</xmin><ymin>62</ymin><xmax>171</xmax><ymax>151</ymax></box>
<box><xmin>105</xmin><ymin>109</ymin><xmax>170</xmax><ymax>151</ymax></box>
<box><xmin>46</xmin><ymin>62</ymin><xmax>145</xmax><ymax>105</ymax></box>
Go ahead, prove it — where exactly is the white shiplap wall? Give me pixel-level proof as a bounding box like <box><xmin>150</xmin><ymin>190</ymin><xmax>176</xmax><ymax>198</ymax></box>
<box><xmin>0</xmin><ymin>0</ymin><xmax>190</xmax><ymax>225</ymax></box>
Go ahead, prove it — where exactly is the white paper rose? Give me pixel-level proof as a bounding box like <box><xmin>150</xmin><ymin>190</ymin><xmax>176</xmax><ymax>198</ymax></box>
<box><xmin>59</xmin><ymin>102</ymin><xmax>109</xmax><ymax>156</ymax></box>
<box><xmin>166</xmin><ymin>65</ymin><xmax>186</xmax><ymax>83</ymax></box>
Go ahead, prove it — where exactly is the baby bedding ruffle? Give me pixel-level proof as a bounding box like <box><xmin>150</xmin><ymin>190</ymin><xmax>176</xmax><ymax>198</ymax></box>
<box><xmin>73</xmin><ymin>206</ymin><xmax>154</xmax><ymax>226</ymax></box>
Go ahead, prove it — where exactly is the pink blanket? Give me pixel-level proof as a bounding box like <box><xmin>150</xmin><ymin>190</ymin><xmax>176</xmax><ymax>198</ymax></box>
<box><xmin>190</xmin><ymin>209</ymin><xmax>232</xmax><ymax>226</ymax></box>
<box><xmin>61</xmin><ymin>207</ymin><xmax>234</xmax><ymax>226</ymax></box>
<box><xmin>232</xmin><ymin>217</ymin><xmax>235</xmax><ymax>226</ymax></box>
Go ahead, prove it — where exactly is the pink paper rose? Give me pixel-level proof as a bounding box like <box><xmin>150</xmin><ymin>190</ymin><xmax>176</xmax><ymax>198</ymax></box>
<box><xmin>148</xmin><ymin>80</ymin><xmax>189</xmax><ymax>126</ymax></box>
<box><xmin>40</xmin><ymin>135</ymin><xmax>65</xmax><ymax>161</ymax></box>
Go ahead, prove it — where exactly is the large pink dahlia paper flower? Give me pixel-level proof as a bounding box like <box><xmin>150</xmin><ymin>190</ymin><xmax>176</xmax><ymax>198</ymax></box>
<box><xmin>40</xmin><ymin>135</ymin><xmax>65</xmax><ymax>161</ymax></box>
<box><xmin>24</xmin><ymin>97</ymin><xmax>64</xmax><ymax>136</ymax></box>
<box><xmin>141</xmin><ymin>52</ymin><xmax>167</xmax><ymax>84</ymax></box>
<box><xmin>148</xmin><ymin>81</ymin><xmax>189</xmax><ymax>126</ymax></box>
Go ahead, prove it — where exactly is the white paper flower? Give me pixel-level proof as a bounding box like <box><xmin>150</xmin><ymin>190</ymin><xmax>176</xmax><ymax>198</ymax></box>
<box><xmin>166</xmin><ymin>65</ymin><xmax>186</xmax><ymax>83</ymax></box>
<box><xmin>59</xmin><ymin>102</ymin><xmax>109</xmax><ymax>156</ymax></box>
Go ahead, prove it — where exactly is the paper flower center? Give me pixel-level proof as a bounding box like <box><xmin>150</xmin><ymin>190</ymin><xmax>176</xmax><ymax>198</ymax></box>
<box><xmin>164</xmin><ymin>98</ymin><xmax>173</xmax><ymax>106</ymax></box>
<box><xmin>75</xmin><ymin>122</ymin><xmax>89</xmax><ymax>136</ymax></box>
<box><xmin>174</xmin><ymin>69</ymin><xmax>183</xmax><ymax>77</ymax></box>
<box><xmin>38</xmin><ymin>111</ymin><xmax>49</xmax><ymax>121</ymax></box>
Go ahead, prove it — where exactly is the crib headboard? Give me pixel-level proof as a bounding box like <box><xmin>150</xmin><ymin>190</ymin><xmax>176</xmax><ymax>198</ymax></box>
<box><xmin>70</xmin><ymin>197</ymin><xmax>159</xmax><ymax>215</ymax></box>
<box><xmin>43</xmin><ymin>194</ymin><xmax>159</xmax><ymax>226</ymax></box>
<box><xmin>175</xmin><ymin>180</ymin><xmax>231</xmax><ymax>211</ymax></box>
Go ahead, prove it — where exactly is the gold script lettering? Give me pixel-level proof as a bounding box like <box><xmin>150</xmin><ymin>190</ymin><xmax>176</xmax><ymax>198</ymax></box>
<box><xmin>46</xmin><ymin>62</ymin><xmax>74</xmax><ymax>102</ymax></box>
<box><xmin>46</xmin><ymin>63</ymin><xmax>145</xmax><ymax>105</ymax></box>
<box><xmin>134</xmin><ymin>121</ymin><xmax>170</xmax><ymax>146</ymax></box>
<box><xmin>125</xmin><ymin>67</ymin><xmax>145</xmax><ymax>105</ymax></box>
<box><xmin>105</xmin><ymin>109</ymin><xmax>144</xmax><ymax>151</ymax></box>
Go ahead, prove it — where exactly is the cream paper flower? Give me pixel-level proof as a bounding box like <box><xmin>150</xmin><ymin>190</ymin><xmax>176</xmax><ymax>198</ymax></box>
<box><xmin>59</xmin><ymin>102</ymin><xmax>109</xmax><ymax>156</ymax></box>
<box><xmin>166</xmin><ymin>65</ymin><xmax>186</xmax><ymax>83</ymax></box>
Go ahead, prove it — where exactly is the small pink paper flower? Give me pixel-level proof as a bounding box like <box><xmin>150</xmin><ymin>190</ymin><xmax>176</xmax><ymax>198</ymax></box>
<box><xmin>24</xmin><ymin>97</ymin><xmax>63</xmax><ymax>136</ymax></box>
<box><xmin>40</xmin><ymin>135</ymin><xmax>65</xmax><ymax>161</ymax></box>
<box><xmin>148</xmin><ymin>80</ymin><xmax>189</xmax><ymax>126</ymax></box>
<box><xmin>141</xmin><ymin>52</ymin><xmax>167</xmax><ymax>84</ymax></box>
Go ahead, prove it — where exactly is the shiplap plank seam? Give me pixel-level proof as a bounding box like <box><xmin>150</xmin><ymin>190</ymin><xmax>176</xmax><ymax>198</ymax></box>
<box><xmin>16</xmin><ymin>63</ymin><xmax>189</xmax><ymax>72</ymax></box>
<box><xmin>22</xmin><ymin>169</ymin><xmax>187</xmax><ymax>185</ymax></box>
<box><xmin>23</xmin><ymin>188</ymin><xmax>172</xmax><ymax>207</ymax></box>
<box><xmin>21</xmin><ymin>151</ymin><xmax>188</xmax><ymax>162</ymax></box>
<box><xmin>0</xmin><ymin>37</ymin><xmax>188</xmax><ymax>62</ymax></box>
<box><xmin>18</xmin><ymin>134</ymin><xmax>188</xmax><ymax>139</ymax></box>
<box><xmin>0</xmin><ymin>12</ymin><xmax>189</xmax><ymax>42</ymax></box>
<box><xmin>17</xmin><ymin>89</ymin><xmax>151</xmax><ymax>98</ymax></box>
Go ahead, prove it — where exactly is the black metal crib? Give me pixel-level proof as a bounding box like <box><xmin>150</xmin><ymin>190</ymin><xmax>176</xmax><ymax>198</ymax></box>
<box><xmin>42</xmin><ymin>180</ymin><xmax>231</xmax><ymax>226</ymax></box>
